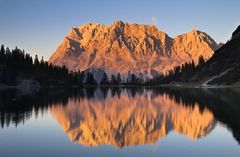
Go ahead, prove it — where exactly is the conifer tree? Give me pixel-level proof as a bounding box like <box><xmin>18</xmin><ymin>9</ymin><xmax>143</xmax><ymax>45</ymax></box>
<box><xmin>198</xmin><ymin>55</ymin><xmax>205</xmax><ymax>66</ymax></box>
<box><xmin>86</xmin><ymin>72</ymin><xmax>97</xmax><ymax>85</ymax></box>
<box><xmin>34</xmin><ymin>55</ymin><xmax>40</xmax><ymax>66</ymax></box>
<box><xmin>100</xmin><ymin>72</ymin><xmax>109</xmax><ymax>85</ymax></box>
<box><xmin>111</xmin><ymin>74</ymin><xmax>117</xmax><ymax>85</ymax></box>
<box><xmin>116</xmin><ymin>73</ymin><xmax>121</xmax><ymax>84</ymax></box>
<box><xmin>0</xmin><ymin>45</ymin><xmax>5</xmax><ymax>63</ymax></box>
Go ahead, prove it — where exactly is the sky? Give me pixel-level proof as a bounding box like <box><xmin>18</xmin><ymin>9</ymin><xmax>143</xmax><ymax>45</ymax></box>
<box><xmin>0</xmin><ymin>0</ymin><xmax>239</xmax><ymax>60</ymax></box>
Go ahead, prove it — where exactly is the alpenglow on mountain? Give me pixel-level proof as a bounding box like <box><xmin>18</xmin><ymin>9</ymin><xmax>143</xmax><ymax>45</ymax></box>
<box><xmin>49</xmin><ymin>21</ymin><xmax>219</xmax><ymax>79</ymax></box>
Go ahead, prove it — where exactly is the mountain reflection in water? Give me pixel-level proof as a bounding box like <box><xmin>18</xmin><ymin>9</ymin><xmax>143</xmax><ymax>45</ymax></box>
<box><xmin>0</xmin><ymin>87</ymin><xmax>240</xmax><ymax>147</ymax></box>
<box><xmin>51</xmin><ymin>89</ymin><xmax>215</xmax><ymax>148</ymax></box>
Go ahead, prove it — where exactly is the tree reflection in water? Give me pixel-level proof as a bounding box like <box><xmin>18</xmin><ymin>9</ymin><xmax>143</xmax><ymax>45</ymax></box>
<box><xmin>0</xmin><ymin>87</ymin><xmax>240</xmax><ymax>145</ymax></box>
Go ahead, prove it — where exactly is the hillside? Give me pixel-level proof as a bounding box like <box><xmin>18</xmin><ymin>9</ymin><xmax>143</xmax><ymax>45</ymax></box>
<box><xmin>190</xmin><ymin>25</ymin><xmax>240</xmax><ymax>85</ymax></box>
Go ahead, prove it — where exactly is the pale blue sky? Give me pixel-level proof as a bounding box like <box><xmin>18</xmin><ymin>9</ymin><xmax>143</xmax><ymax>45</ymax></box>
<box><xmin>0</xmin><ymin>0</ymin><xmax>239</xmax><ymax>59</ymax></box>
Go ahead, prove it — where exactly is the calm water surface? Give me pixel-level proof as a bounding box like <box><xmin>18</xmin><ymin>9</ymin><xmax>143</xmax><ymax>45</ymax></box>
<box><xmin>0</xmin><ymin>87</ymin><xmax>240</xmax><ymax>157</ymax></box>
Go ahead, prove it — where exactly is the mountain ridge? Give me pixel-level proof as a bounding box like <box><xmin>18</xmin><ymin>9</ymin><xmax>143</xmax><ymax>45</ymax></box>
<box><xmin>49</xmin><ymin>21</ymin><xmax>219</xmax><ymax>80</ymax></box>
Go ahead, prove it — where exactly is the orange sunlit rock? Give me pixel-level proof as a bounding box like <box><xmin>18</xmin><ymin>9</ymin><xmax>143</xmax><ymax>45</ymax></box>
<box><xmin>49</xmin><ymin>21</ymin><xmax>219</xmax><ymax>78</ymax></box>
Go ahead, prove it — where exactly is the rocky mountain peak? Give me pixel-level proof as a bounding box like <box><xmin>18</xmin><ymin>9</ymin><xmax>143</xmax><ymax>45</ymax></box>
<box><xmin>184</xmin><ymin>29</ymin><xmax>210</xmax><ymax>39</ymax></box>
<box><xmin>113</xmin><ymin>20</ymin><xmax>125</xmax><ymax>27</ymax></box>
<box><xmin>49</xmin><ymin>21</ymin><xmax>218</xmax><ymax>80</ymax></box>
<box><xmin>188</xmin><ymin>29</ymin><xmax>201</xmax><ymax>35</ymax></box>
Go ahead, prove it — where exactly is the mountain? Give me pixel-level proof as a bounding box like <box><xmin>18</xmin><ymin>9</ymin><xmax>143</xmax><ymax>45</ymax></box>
<box><xmin>232</xmin><ymin>25</ymin><xmax>240</xmax><ymax>40</ymax></box>
<box><xmin>51</xmin><ymin>90</ymin><xmax>215</xmax><ymax>148</ymax></box>
<box><xmin>49</xmin><ymin>21</ymin><xmax>219</xmax><ymax>80</ymax></box>
<box><xmin>190</xmin><ymin>25</ymin><xmax>240</xmax><ymax>85</ymax></box>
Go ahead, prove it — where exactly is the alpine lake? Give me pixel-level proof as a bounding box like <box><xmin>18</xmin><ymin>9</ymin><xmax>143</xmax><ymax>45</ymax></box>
<box><xmin>0</xmin><ymin>87</ymin><xmax>240</xmax><ymax>157</ymax></box>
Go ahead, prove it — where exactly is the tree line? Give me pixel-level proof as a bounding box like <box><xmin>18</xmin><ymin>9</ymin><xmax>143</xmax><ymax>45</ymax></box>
<box><xmin>0</xmin><ymin>44</ymin><xmax>205</xmax><ymax>86</ymax></box>
<box><xmin>0</xmin><ymin>45</ymin><xmax>145</xmax><ymax>86</ymax></box>
<box><xmin>99</xmin><ymin>72</ymin><xmax>144</xmax><ymax>85</ymax></box>
<box><xmin>146</xmin><ymin>55</ymin><xmax>206</xmax><ymax>85</ymax></box>
<box><xmin>0</xmin><ymin>44</ymin><xmax>83</xmax><ymax>85</ymax></box>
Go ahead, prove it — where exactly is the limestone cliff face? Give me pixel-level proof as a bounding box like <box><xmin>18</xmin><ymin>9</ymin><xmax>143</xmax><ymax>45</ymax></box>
<box><xmin>50</xmin><ymin>91</ymin><xmax>215</xmax><ymax>148</ymax></box>
<box><xmin>49</xmin><ymin>21</ymin><xmax>218</xmax><ymax>78</ymax></box>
